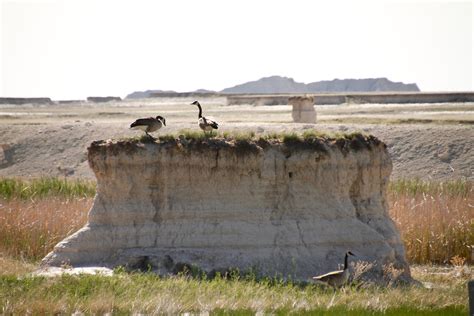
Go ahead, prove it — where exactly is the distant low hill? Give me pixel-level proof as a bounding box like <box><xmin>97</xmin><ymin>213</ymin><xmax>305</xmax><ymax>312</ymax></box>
<box><xmin>126</xmin><ymin>76</ymin><xmax>419</xmax><ymax>98</ymax></box>
<box><xmin>221</xmin><ymin>76</ymin><xmax>420</xmax><ymax>94</ymax></box>
<box><xmin>126</xmin><ymin>90</ymin><xmax>176</xmax><ymax>99</ymax></box>
<box><xmin>125</xmin><ymin>89</ymin><xmax>216</xmax><ymax>99</ymax></box>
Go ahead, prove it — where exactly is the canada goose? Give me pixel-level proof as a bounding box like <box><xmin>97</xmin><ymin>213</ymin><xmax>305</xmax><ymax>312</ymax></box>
<box><xmin>130</xmin><ymin>115</ymin><xmax>166</xmax><ymax>138</ymax></box>
<box><xmin>191</xmin><ymin>100</ymin><xmax>218</xmax><ymax>134</ymax></box>
<box><xmin>312</xmin><ymin>251</ymin><xmax>355</xmax><ymax>288</ymax></box>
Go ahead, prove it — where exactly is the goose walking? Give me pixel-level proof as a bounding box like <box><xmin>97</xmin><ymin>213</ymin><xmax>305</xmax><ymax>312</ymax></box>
<box><xmin>191</xmin><ymin>100</ymin><xmax>218</xmax><ymax>134</ymax></box>
<box><xmin>130</xmin><ymin>115</ymin><xmax>166</xmax><ymax>138</ymax></box>
<box><xmin>312</xmin><ymin>251</ymin><xmax>355</xmax><ymax>288</ymax></box>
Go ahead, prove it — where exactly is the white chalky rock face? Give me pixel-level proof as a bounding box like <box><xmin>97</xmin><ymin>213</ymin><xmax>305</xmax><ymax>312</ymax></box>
<box><xmin>42</xmin><ymin>136</ymin><xmax>410</xmax><ymax>281</ymax></box>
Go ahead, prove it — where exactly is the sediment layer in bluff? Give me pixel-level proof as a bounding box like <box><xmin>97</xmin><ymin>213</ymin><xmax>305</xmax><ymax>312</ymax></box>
<box><xmin>42</xmin><ymin>133</ymin><xmax>410</xmax><ymax>281</ymax></box>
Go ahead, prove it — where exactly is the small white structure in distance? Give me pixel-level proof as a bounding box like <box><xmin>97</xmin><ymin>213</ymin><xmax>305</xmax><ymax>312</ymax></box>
<box><xmin>289</xmin><ymin>95</ymin><xmax>316</xmax><ymax>123</ymax></box>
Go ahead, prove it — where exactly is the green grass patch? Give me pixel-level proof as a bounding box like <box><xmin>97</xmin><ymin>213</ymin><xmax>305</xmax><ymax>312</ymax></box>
<box><xmin>157</xmin><ymin>134</ymin><xmax>176</xmax><ymax>142</ymax></box>
<box><xmin>113</xmin><ymin>130</ymin><xmax>378</xmax><ymax>157</ymax></box>
<box><xmin>302</xmin><ymin>130</ymin><xmax>328</xmax><ymax>140</ymax></box>
<box><xmin>0</xmin><ymin>267</ymin><xmax>469</xmax><ymax>315</ymax></box>
<box><xmin>121</xmin><ymin>130</ymin><xmax>372</xmax><ymax>144</ymax></box>
<box><xmin>389</xmin><ymin>178</ymin><xmax>472</xmax><ymax>197</ymax></box>
<box><xmin>282</xmin><ymin>132</ymin><xmax>300</xmax><ymax>143</ymax></box>
<box><xmin>0</xmin><ymin>177</ymin><xmax>96</xmax><ymax>200</ymax></box>
<box><xmin>175</xmin><ymin>129</ymin><xmax>219</xmax><ymax>140</ymax></box>
<box><xmin>232</xmin><ymin>131</ymin><xmax>256</xmax><ymax>141</ymax></box>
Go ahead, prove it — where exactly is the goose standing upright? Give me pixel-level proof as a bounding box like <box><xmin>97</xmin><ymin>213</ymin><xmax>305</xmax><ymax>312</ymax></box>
<box><xmin>130</xmin><ymin>115</ymin><xmax>166</xmax><ymax>139</ymax></box>
<box><xmin>312</xmin><ymin>251</ymin><xmax>355</xmax><ymax>288</ymax></box>
<box><xmin>191</xmin><ymin>100</ymin><xmax>218</xmax><ymax>134</ymax></box>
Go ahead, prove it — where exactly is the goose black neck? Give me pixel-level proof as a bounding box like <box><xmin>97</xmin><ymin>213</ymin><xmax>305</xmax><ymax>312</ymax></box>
<box><xmin>196</xmin><ymin>102</ymin><xmax>202</xmax><ymax>118</ymax></box>
<box><xmin>344</xmin><ymin>253</ymin><xmax>349</xmax><ymax>270</ymax></box>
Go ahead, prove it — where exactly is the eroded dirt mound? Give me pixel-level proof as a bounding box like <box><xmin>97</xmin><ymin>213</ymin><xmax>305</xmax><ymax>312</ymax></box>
<box><xmin>43</xmin><ymin>136</ymin><xmax>409</xmax><ymax>282</ymax></box>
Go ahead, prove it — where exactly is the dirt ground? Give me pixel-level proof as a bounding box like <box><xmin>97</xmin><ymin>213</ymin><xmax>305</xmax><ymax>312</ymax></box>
<box><xmin>0</xmin><ymin>98</ymin><xmax>473</xmax><ymax>180</ymax></box>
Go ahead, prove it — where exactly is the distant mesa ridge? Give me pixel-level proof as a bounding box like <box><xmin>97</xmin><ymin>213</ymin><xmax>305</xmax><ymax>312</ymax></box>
<box><xmin>87</xmin><ymin>96</ymin><xmax>121</xmax><ymax>103</ymax></box>
<box><xmin>125</xmin><ymin>90</ymin><xmax>176</xmax><ymax>99</ymax></box>
<box><xmin>221</xmin><ymin>76</ymin><xmax>420</xmax><ymax>94</ymax></box>
<box><xmin>125</xmin><ymin>76</ymin><xmax>419</xmax><ymax>99</ymax></box>
<box><xmin>0</xmin><ymin>97</ymin><xmax>54</xmax><ymax>105</ymax></box>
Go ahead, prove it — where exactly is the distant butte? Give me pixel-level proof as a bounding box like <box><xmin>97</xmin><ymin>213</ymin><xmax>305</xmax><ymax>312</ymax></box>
<box><xmin>125</xmin><ymin>76</ymin><xmax>419</xmax><ymax>99</ymax></box>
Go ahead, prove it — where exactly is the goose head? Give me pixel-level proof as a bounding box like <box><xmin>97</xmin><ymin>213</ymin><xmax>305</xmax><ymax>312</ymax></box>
<box><xmin>156</xmin><ymin>116</ymin><xmax>166</xmax><ymax>126</ymax></box>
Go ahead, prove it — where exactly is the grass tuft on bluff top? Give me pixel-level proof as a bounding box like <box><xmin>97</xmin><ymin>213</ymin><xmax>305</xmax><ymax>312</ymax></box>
<box><xmin>123</xmin><ymin>129</ymin><xmax>372</xmax><ymax>143</ymax></box>
<box><xmin>96</xmin><ymin>130</ymin><xmax>383</xmax><ymax>157</ymax></box>
<box><xmin>115</xmin><ymin>130</ymin><xmax>379</xmax><ymax>152</ymax></box>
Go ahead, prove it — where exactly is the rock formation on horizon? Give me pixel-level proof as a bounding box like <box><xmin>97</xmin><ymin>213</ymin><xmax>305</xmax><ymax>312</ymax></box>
<box><xmin>0</xmin><ymin>97</ymin><xmax>54</xmax><ymax>105</ymax></box>
<box><xmin>126</xmin><ymin>76</ymin><xmax>419</xmax><ymax>98</ymax></box>
<box><xmin>87</xmin><ymin>96</ymin><xmax>122</xmax><ymax>103</ymax></box>
<box><xmin>126</xmin><ymin>89</ymin><xmax>177</xmax><ymax>99</ymax></box>
<box><xmin>221</xmin><ymin>76</ymin><xmax>420</xmax><ymax>94</ymax></box>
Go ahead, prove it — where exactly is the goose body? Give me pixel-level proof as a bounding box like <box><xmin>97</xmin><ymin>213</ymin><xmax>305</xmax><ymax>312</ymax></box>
<box><xmin>130</xmin><ymin>116</ymin><xmax>166</xmax><ymax>137</ymax></box>
<box><xmin>312</xmin><ymin>251</ymin><xmax>355</xmax><ymax>288</ymax></box>
<box><xmin>192</xmin><ymin>101</ymin><xmax>218</xmax><ymax>132</ymax></box>
<box><xmin>198</xmin><ymin>117</ymin><xmax>218</xmax><ymax>131</ymax></box>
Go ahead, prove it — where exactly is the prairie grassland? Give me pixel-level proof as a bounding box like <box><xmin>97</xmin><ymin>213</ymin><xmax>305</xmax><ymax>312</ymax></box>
<box><xmin>0</xmin><ymin>177</ymin><xmax>472</xmax><ymax>314</ymax></box>
<box><xmin>0</xmin><ymin>178</ymin><xmax>94</xmax><ymax>259</ymax></box>
<box><xmin>0</xmin><ymin>178</ymin><xmax>472</xmax><ymax>264</ymax></box>
<box><xmin>0</xmin><ymin>259</ymin><xmax>470</xmax><ymax>315</ymax></box>
<box><xmin>0</xmin><ymin>198</ymin><xmax>91</xmax><ymax>260</ymax></box>
<box><xmin>0</xmin><ymin>177</ymin><xmax>95</xmax><ymax>200</ymax></box>
<box><xmin>388</xmin><ymin>179</ymin><xmax>473</xmax><ymax>264</ymax></box>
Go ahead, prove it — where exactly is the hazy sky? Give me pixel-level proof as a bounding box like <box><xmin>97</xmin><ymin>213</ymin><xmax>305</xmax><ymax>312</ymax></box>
<box><xmin>1</xmin><ymin>0</ymin><xmax>472</xmax><ymax>99</ymax></box>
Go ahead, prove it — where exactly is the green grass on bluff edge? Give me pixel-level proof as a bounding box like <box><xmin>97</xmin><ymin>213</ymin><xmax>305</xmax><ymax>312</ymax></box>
<box><xmin>123</xmin><ymin>129</ymin><xmax>372</xmax><ymax>144</ymax></box>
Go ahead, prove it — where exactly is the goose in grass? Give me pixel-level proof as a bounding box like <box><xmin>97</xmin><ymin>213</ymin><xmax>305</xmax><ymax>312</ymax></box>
<box><xmin>130</xmin><ymin>115</ymin><xmax>166</xmax><ymax>138</ymax></box>
<box><xmin>312</xmin><ymin>251</ymin><xmax>355</xmax><ymax>288</ymax></box>
<box><xmin>191</xmin><ymin>100</ymin><xmax>218</xmax><ymax>134</ymax></box>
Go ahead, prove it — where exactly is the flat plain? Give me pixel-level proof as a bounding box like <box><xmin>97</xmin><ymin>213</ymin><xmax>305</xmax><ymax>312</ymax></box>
<box><xmin>0</xmin><ymin>98</ymin><xmax>473</xmax><ymax>180</ymax></box>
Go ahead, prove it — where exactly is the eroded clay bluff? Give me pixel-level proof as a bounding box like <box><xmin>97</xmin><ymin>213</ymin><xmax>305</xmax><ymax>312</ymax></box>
<box><xmin>42</xmin><ymin>134</ymin><xmax>410</xmax><ymax>281</ymax></box>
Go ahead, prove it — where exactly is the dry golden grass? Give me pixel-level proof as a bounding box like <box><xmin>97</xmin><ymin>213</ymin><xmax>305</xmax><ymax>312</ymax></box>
<box><xmin>0</xmin><ymin>198</ymin><xmax>91</xmax><ymax>261</ymax></box>
<box><xmin>0</xmin><ymin>255</ymin><xmax>36</xmax><ymax>275</ymax></box>
<box><xmin>0</xmin><ymin>179</ymin><xmax>472</xmax><ymax>265</ymax></box>
<box><xmin>388</xmin><ymin>180</ymin><xmax>474</xmax><ymax>264</ymax></box>
<box><xmin>0</xmin><ymin>178</ymin><xmax>472</xmax><ymax>314</ymax></box>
